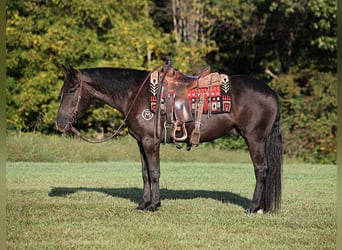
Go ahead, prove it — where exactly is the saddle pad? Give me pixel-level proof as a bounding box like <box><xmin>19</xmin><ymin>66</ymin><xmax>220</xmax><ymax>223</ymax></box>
<box><xmin>149</xmin><ymin>71</ymin><xmax>231</xmax><ymax>114</ymax></box>
<box><xmin>188</xmin><ymin>85</ymin><xmax>231</xmax><ymax>113</ymax></box>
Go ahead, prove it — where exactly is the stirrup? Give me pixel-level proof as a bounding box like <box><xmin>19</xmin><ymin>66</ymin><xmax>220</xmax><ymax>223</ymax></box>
<box><xmin>171</xmin><ymin>121</ymin><xmax>187</xmax><ymax>142</ymax></box>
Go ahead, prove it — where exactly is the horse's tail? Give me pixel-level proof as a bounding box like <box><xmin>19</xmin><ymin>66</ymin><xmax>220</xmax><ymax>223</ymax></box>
<box><xmin>264</xmin><ymin>104</ymin><xmax>283</xmax><ymax>212</ymax></box>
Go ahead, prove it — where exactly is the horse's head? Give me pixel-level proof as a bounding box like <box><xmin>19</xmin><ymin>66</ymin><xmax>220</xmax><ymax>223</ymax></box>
<box><xmin>55</xmin><ymin>65</ymin><xmax>92</xmax><ymax>133</ymax></box>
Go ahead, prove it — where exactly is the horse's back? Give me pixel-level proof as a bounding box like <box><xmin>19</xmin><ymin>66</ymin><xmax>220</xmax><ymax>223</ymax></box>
<box><xmin>230</xmin><ymin>75</ymin><xmax>277</xmax><ymax>98</ymax></box>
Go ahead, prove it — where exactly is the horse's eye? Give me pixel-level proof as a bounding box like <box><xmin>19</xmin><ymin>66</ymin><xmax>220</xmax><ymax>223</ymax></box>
<box><xmin>67</xmin><ymin>88</ymin><xmax>76</xmax><ymax>94</ymax></box>
<box><xmin>67</xmin><ymin>84</ymin><xmax>79</xmax><ymax>95</ymax></box>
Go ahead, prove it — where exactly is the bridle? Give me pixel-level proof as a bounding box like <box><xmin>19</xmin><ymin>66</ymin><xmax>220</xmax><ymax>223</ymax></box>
<box><xmin>67</xmin><ymin>72</ymin><xmax>124</xmax><ymax>143</ymax></box>
<box><xmin>68</xmin><ymin>64</ymin><xmax>168</xmax><ymax>143</ymax></box>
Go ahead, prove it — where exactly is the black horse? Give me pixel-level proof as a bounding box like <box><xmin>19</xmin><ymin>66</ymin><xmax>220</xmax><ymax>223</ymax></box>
<box><xmin>56</xmin><ymin>65</ymin><xmax>282</xmax><ymax>213</ymax></box>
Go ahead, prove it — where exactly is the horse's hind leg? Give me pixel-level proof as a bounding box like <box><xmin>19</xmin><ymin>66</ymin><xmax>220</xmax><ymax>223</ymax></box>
<box><xmin>247</xmin><ymin>140</ymin><xmax>268</xmax><ymax>213</ymax></box>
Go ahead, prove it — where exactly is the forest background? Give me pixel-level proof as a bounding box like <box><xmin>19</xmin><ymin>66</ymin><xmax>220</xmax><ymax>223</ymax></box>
<box><xmin>6</xmin><ymin>0</ymin><xmax>336</xmax><ymax>164</ymax></box>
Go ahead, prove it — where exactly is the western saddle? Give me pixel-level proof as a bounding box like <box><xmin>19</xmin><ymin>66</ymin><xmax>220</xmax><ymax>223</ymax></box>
<box><xmin>150</xmin><ymin>62</ymin><xmax>230</xmax><ymax>147</ymax></box>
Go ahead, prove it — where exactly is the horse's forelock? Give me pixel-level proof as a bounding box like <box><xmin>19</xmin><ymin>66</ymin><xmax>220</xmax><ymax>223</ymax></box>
<box><xmin>62</xmin><ymin>68</ymin><xmax>81</xmax><ymax>90</ymax></box>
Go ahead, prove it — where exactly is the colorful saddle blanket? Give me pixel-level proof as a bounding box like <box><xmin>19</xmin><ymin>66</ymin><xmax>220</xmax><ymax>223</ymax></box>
<box><xmin>149</xmin><ymin>69</ymin><xmax>231</xmax><ymax>115</ymax></box>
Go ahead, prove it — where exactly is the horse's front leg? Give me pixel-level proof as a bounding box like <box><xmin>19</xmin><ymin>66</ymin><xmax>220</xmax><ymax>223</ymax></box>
<box><xmin>136</xmin><ymin>139</ymin><xmax>161</xmax><ymax>212</ymax></box>
<box><xmin>137</xmin><ymin>141</ymin><xmax>151</xmax><ymax>210</ymax></box>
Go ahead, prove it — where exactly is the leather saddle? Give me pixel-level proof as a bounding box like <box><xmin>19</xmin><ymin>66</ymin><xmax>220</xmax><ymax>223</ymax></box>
<box><xmin>159</xmin><ymin>64</ymin><xmax>224</xmax><ymax>144</ymax></box>
<box><xmin>162</xmin><ymin>65</ymin><xmax>211</xmax><ymax>122</ymax></box>
<box><xmin>164</xmin><ymin>65</ymin><xmax>212</xmax><ymax>87</ymax></box>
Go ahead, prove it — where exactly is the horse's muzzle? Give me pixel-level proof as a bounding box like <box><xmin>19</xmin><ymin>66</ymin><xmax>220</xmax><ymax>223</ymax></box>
<box><xmin>55</xmin><ymin>121</ymin><xmax>71</xmax><ymax>133</ymax></box>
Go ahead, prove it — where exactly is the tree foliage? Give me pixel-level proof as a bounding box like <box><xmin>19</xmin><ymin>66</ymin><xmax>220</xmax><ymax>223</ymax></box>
<box><xmin>6</xmin><ymin>0</ymin><xmax>336</xmax><ymax>163</ymax></box>
<box><xmin>272</xmin><ymin>70</ymin><xmax>336</xmax><ymax>163</ymax></box>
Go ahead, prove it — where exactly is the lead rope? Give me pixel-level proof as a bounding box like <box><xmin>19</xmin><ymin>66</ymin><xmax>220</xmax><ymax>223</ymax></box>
<box><xmin>70</xmin><ymin>64</ymin><xmax>166</xmax><ymax>143</ymax></box>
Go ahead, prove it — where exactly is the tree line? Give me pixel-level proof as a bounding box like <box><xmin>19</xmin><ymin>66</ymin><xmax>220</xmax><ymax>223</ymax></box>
<box><xmin>6</xmin><ymin>0</ymin><xmax>336</xmax><ymax>163</ymax></box>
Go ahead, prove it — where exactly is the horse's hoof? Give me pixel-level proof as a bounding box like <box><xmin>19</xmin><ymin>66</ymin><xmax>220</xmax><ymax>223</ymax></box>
<box><xmin>145</xmin><ymin>205</ymin><xmax>157</xmax><ymax>212</ymax></box>
<box><xmin>257</xmin><ymin>209</ymin><xmax>264</xmax><ymax>214</ymax></box>
<box><xmin>245</xmin><ymin>208</ymin><xmax>264</xmax><ymax>214</ymax></box>
<box><xmin>145</xmin><ymin>202</ymin><xmax>161</xmax><ymax>212</ymax></box>
<box><xmin>136</xmin><ymin>201</ymin><xmax>150</xmax><ymax>211</ymax></box>
<box><xmin>136</xmin><ymin>205</ymin><xmax>145</xmax><ymax>211</ymax></box>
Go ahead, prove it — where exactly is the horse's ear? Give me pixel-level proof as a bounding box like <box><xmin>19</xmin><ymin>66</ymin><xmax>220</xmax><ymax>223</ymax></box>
<box><xmin>61</xmin><ymin>64</ymin><xmax>77</xmax><ymax>77</ymax></box>
<box><xmin>61</xmin><ymin>64</ymin><xmax>68</xmax><ymax>76</ymax></box>
<box><xmin>69</xmin><ymin>65</ymin><xmax>76</xmax><ymax>73</ymax></box>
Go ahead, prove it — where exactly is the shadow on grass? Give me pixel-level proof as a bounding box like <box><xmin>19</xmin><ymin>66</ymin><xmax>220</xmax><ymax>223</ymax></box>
<box><xmin>48</xmin><ymin>186</ymin><xmax>250</xmax><ymax>209</ymax></box>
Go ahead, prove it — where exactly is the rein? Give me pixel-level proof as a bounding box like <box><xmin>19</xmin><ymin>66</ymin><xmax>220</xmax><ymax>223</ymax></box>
<box><xmin>70</xmin><ymin>64</ymin><xmax>166</xmax><ymax>143</ymax></box>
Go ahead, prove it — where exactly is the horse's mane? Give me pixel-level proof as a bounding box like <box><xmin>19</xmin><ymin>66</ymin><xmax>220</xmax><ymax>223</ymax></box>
<box><xmin>80</xmin><ymin>67</ymin><xmax>149</xmax><ymax>97</ymax></box>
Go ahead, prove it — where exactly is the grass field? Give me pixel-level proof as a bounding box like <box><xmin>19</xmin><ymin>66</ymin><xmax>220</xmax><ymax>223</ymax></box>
<box><xmin>6</xmin><ymin>161</ymin><xmax>336</xmax><ymax>249</ymax></box>
<box><xmin>6</xmin><ymin>132</ymin><xmax>253</xmax><ymax>163</ymax></box>
<box><xmin>6</xmin><ymin>133</ymin><xmax>337</xmax><ymax>248</ymax></box>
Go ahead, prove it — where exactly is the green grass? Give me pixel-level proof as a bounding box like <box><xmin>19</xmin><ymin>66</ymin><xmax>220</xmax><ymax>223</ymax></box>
<box><xmin>6</xmin><ymin>132</ymin><xmax>301</xmax><ymax>164</ymax></box>
<box><xmin>6</xmin><ymin>162</ymin><xmax>336</xmax><ymax>249</ymax></box>
<box><xmin>6</xmin><ymin>132</ymin><xmax>253</xmax><ymax>163</ymax></box>
<box><xmin>6</xmin><ymin>133</ymin><xmax>335</xmax><ymax>248</ymax></box>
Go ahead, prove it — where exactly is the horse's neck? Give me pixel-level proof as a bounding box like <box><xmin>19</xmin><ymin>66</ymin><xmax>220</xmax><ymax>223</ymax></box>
<box><xmin>85</xmin><ymin>81</ymin><xmax>134</xmax><ymax>115</ymax></box>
